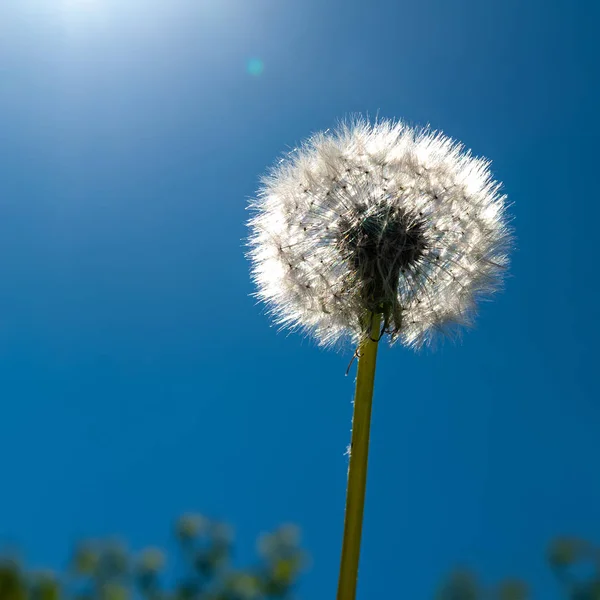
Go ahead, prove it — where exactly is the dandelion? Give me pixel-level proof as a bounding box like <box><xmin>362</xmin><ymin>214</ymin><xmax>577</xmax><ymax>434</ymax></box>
<box><xmin>247</xmin><ymin>118</ymin><xmax>512</xmax><ymax>600</ymax></box>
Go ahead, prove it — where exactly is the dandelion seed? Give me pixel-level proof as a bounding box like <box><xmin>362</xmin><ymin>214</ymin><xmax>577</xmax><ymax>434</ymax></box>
<box><xmin>248</xmin><ymin>118</ymin><xmax>511</xmax><ymax>348</ymax></box>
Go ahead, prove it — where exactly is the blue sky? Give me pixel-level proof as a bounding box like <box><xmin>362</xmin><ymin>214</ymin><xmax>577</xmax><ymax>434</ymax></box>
<box><xmin>0</xmin><ymin>0</ymin><xmax>598</xmax><ymax>597</ymax></box>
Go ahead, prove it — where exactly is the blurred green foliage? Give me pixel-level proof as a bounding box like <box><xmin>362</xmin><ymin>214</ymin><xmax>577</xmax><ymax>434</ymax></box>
<box><xmin>0</xmin><ymin>515</ymin><xmax>306</xmax><ymax>600</ymax></box>
<box><xmin>438</xmin><ymin>537</ymin><xmax>600</xmax><ymax>599</ymax></box>
<box><xmin>3</xmin><ymin>517</ymin><xmax>600</xmax><ymax>599</ymax></box>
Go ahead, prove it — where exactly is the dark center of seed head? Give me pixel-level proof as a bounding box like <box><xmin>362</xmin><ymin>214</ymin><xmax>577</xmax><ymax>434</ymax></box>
<box><xmin>340</xmin><ymin>207</ymin><xmax>427</xmax><ymax>314</ymax></box>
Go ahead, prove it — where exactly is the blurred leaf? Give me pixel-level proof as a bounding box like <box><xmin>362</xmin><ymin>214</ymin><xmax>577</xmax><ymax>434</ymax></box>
<box><xmin>272</xmin><ymin>556</ymin><xmax>301</xmax><ymax>585</ymax></box>
<box><xmin>497</xmin><ymin>579</ymin><xmax>529</xmax><ymax>600</ymax></box>
<box><xmin>572</xmin><ymin>582</ymin><xmax>600</xmax><ymax>600</ymax></box>
<box><xmin>99</xmin><ymin>582</ymin><xmax>129</xmax><ymax>600</ymax></box>
<box><xmin>0</xmin><ymin>561</ymin><xmax>26</xmax><ymax>600</ymax></box>
<box><xmin>549</xmin><ymin>537</ymin><xmax>589</xmax><ymax>570</ymax></box>
<box><xmin>137</xmin><ymin>547</ymin><xmax>165</xmax><ymax>574</ymax></box>
<box><xmin>99</xmin><ymin>542</ymin><xmax>129</xmax><ymax>579</ymax></box>
<box><xmin>31</xmin><ymin>571</ymin><xmax>61</xmax><ymax>600</ymax></box>
<box><xmin>72</xmin><ymin>544</ymin><xmax>100</xmax><ymax>576</ymax></box>
<box><xmin>176</xmin><ymin>514</ymin><xmax>208</xmax><ymax>542</ymax></box>
<box><xmin>222</xmin><ymin>572</ymin><xmax>261</xmax><ymax>599</ymax></box>
<box><xmin>175</xmin><ymin>580</ymin><xmax>201</xmax><ymax>599</ymax></box>
<box><xmin>437</xmin><ymin>570</ymin><xmax>480</xmax><ymax>600</ymax></box>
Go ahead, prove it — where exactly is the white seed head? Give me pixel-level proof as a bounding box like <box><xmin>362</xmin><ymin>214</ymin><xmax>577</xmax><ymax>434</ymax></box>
<box><xmin>247</xmin><ymin>118</ymin><xmax>512</xmax><ymax>348</ymax></box>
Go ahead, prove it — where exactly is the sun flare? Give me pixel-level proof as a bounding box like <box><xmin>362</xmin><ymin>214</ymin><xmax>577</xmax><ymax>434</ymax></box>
<box><xmin>60</xmin><ymin>0</ymin><xmax>102</xmax><ymax>14</ymax></box>
<box><xmin>58</xmin><ymin>0</ymin><xmax>107</xmax><ymax>32</ymax></box>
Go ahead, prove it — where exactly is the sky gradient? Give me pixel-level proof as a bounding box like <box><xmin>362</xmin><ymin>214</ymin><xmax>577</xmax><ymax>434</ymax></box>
<box><xmin>0</xmin><ymin>0</ymin><xmax>598</xmax><ymax>597</ymax></box>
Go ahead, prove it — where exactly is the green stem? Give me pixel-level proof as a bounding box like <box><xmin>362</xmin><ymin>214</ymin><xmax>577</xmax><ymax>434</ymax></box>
<box><xmin>337</xmin><ymin>312</ymin><xmax>382</xmax><ymax>600</ymax></box>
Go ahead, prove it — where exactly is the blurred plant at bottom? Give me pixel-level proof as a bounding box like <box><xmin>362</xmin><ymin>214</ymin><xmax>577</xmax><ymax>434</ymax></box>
<box><xmin>4</xmin><ymin>522</ymin><xmax>600</xmax><ymax>599</ymax></box>
<box><xmin>438</xmin><ymin>537</ymin><xmax>600</xmax><ymax>600</ymax></box>
<box><xmin>0</xmin><ymin>515</ymin><xmax>306</xmax><ymax>600</ymax></box>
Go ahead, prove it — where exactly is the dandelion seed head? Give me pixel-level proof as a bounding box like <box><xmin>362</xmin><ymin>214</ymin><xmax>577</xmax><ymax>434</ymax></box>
<box><xmin>247</xmin><ymin>118</ymin><xmax>512</xmax><ymax>348</ymax></box>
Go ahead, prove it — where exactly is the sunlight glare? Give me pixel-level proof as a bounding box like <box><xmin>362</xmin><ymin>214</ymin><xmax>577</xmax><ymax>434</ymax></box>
<box><xmin>58</xmin><ymin>0</ymin><xmax>108</xmax><ymax>35</ymax></box>
<box><xmin>63</xmin><ymin>0</ymin><xmax>98</xmax><ymax>6</ymax></box>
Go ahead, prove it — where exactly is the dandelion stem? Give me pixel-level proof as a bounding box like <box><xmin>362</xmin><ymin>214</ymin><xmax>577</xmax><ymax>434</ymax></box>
<box><xmin>337</xmin><ymin>312</ymin><xmax>382</xmax><ymax>600</ymax></box>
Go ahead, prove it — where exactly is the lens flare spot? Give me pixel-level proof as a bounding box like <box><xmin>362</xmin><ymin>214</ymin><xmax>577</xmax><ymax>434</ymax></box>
<box><xmin>247</xmin><ymin>58</ymin><xmax>265</xmax><ymax>76</ymax></box>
